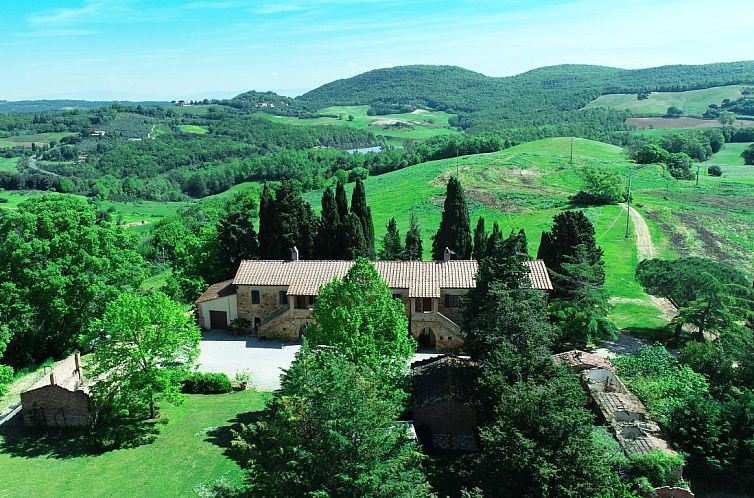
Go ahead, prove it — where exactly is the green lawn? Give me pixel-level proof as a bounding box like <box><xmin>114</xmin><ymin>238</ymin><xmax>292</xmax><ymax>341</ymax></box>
<box><xmin>586</xmin><ymin>85</ymin><xmax>744</xmax><ymax>117</ymax></box>
<box><xmin>0</xmin><ymin>157</ymin><xmax>19</xmax><ymax>172</ymax></box>
<box><xmin>178</xmin><ymin>124</ymin><xmax>209</xmax><ymax>134</ymax></box>
<box><xmin>705</xmin><ymin>142</ymin><xmax>754</xmax><ymax>179</ymax></box>
<box><xmin>0</xmin><ymin>391</ymin><xmax>269</xmax><ymax>498</ymax></box>
<box><xmin>259</xmin><ymin>105</ymin><xmax>461</xmax><ymax>143</ymax></box>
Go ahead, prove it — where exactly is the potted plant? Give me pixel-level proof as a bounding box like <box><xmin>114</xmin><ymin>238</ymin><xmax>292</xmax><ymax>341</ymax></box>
<box><xmin>235</xmin><ymin>369</ymin><xmax>252</xmax><ymax>390</ymax></box>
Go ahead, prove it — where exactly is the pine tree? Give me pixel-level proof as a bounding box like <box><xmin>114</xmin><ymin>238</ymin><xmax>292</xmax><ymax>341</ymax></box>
<box><xmin>316</xmin><ymin>186</ymin><xmax>340</xmax><ymax>259</ymax></box>
<box><xmin>217</xmin><ymin>191</ymin><xmax>259</xmax><ymax>278</ymax></box>
<box><xmin>335</xmin><ymin>179</ymin><xmax>349</xmax><ymax>220</ymax></box>
<box><xmin>432</xmin><ymin>177</ymin><xmax>472</xmax><ymax>260</ymax></box>
<box><xmin>473</xmin><ymin>217</ymin><xmax>487</xmax><ymax>260</ymax></box>
<box><xmin>342</xmin><ymin>213</ymin><xmax>367</xmax><ymax>259</ymax></box>
<box><xmin>536</xmin><ymin>230</ymin><xmax>554</xmax><ymax>264</ymax></box>
<box><xmin>380</xmin><ymin>218</ymin><xmax>404</xmax><ymax>260</ymax></box>
<box><xmin>404</xmin><ymin>210</ymin><xmax>423</xmax><ymax>261</ymax></box>
<box><xmin>350</xmin><ymin>178</ymin><xmax>375</xmax><ymax>259</ymax></box>
<box><xmin>485</xmin><ymin>221</ymin><xmax>502</xmax><ymax>257</ymax></box>
<box><xmin>258</xmin><ymin>183</ymin><xmax>280</xmax><ymax>259</ymax></box>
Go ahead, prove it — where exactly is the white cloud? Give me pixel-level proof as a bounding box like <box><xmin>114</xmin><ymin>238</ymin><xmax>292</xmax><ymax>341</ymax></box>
<box><xmin>27</xmin><ymin>1</ymin><xmax>104</xmax><ymax>26</ymax></box>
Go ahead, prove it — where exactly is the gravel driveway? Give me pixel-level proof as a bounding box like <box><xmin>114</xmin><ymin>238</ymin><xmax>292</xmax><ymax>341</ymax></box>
<box><xmin>197</xmin><ymin>331</ymin><xmax>441</xmax><ymax>391</ymax></box>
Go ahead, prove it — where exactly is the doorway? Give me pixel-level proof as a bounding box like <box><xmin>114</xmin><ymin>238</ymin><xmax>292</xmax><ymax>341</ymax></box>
<box><xmin>418</xmin><ymin>327</ymin><xmax>436</xmax><ymax>349</ymax></box>
<box><xmin>209</xmin><ymin>310</ymin><xmax>229</xmax><ymax>330</ymax></box>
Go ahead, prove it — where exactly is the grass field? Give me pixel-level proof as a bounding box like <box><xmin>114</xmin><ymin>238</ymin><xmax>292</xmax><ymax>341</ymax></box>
<box><xmin>0</xmin><ymin>391</ymin><xmax>269</xmax><ymax>498</ymax></box>
<box><xmin>179</xmin><ymin>124</ymin><xmax>208</xmax><ymax>134</ymax></box>
<box><xmin>586</xmin><ymin>85</ymin><xmax>744</xmax><ymax>116</ymax></box>
<box><xmin>0</xmin><ymin>157</ymin><xmax>19</xmax><ymax>172</ymax></box>
<box><xmin>0</xmin><ymin>132</ymin><xmax>76</xmax><ymax>148</ymax></box>
<box><xmin>260</xmin><ymin>105</ymin><xmax>461</xmax><ymax>143</ymax></box>
<box><xmin>704</xmin><ymin>142</ymin><xmax>753</xmax><ymax>179</ymax></box>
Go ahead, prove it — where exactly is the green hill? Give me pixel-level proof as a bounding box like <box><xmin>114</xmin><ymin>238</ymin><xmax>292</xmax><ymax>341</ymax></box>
<box><xmin>586</xmin><ymin>85</ymin><xmax>745</xmax><ymax>116</ymax></box>
<box><xmin>298</xmin><ymin>62</ymin><xmax>754</xmax><ymax>132</ymax></box>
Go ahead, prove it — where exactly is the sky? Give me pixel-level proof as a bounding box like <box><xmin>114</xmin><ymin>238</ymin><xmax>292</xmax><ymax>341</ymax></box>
<box><xmin>2</xmin><ymin>0</ymin><xmax>754</xmax><ymax>101</ymax></box>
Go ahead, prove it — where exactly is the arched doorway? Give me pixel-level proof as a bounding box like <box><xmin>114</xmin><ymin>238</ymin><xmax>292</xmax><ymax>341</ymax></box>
<box><xmin>418</xmin><ymin>327</ymin><xmax>436</xmax><ymax>349</ymax></box>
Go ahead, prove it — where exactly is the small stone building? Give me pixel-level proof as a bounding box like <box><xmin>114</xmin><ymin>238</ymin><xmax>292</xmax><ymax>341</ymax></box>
<box><xmin>411</xmin><ymin>355</ymin><xmax>478</xmax><ymax>452</ymax></box>
<box><xmin>20</xmin><ymin>352</ymin><xmax>92</xmax><ymax>428</ymax></box>
<box><xmin>197</xmin><ymin>248</ymin><xmax>553</xmax><ymax>351</ymax></box>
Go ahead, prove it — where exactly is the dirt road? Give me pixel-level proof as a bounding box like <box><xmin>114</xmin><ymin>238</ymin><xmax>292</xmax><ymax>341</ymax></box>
<box><xmin>620</xmin><ymin>203</ymin><xmax>676</xmax><ymax>321</ymax></box>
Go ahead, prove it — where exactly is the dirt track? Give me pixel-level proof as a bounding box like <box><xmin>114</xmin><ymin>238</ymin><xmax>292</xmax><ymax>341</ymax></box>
<box><xmin>621</xmin><ymin>203</ymin><xmax>677</xmax><ymax>321</ymax></box>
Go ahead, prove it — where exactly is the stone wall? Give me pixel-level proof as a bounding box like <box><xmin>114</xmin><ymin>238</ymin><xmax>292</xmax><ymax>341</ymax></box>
<box><xmin>438</xmin><ymin>288</ymin><xmax>468</xmax><ymax>325</ymax></box>
<box><xmin>414</xmin><ymin>399</ymin><xmax>477</xmax><ymax>451</ymax></box>
<box><xmin>237</xmin><ymin>285</ymin><xmax>289</xmax><ymax>331</ymax></box>
<box><xmin>410</xmin><ymin>311</ymin><xmax>464</xmax><ymax>351</ymax></box>
<box><xmin>21</xmin><ymin>385</ymin><xmax>91</xmax><ymax>428</ymax></box>
<box><xmin>262</xmin><ymin>309</ymin><xmax>313</xmax><ymax>341</ymax></box>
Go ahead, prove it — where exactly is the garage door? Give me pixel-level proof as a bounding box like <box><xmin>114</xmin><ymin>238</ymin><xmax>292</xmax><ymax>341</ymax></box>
<box><xmin>209</xmin><ymin>310</ymin><xmax>228</xmax><ymax>330</ymax></box>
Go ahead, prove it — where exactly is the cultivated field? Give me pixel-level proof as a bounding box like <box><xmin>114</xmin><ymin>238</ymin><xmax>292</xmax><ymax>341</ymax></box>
<box><xmin>0</xmin><ymin>391</ymin><xmax>269</xmax><ymax>498</ymax></box>
<box><xmin>586</xmin><ymin>85</ymin><xmax>744</xmax><ymax>116</ymax></box>
<box><xmin>0</xmin><ymin>156</ymin><xmax>19</xmax><ymax>172</ymax></box>
<box><xmin>178</xmin><ymin>124</ymin><xmax>208</xmax><ymax>134</ymax></box>
<box><xmin>626</xmin><ymin>116</ymin><xmax>754</xmax><ymax>130</ymax></box>
<box><xmin>0</xmin><ymin>132</ymin><xmax>75</xmax><ymax>148</ymax></box>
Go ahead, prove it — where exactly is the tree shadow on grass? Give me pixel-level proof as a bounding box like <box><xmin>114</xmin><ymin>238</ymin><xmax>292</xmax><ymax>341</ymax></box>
<box><xmin>0</xmin><ymin>411</ymin><xmax>163</xmax><ymax>459</ymax></box>
<box><xmin>205</xmin><ymin>411</ymin><xmax>263</xmax><ymax>466</ymax></box>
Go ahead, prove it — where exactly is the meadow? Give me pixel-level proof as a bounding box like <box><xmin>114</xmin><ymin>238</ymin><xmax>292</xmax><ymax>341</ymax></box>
<box><xmin>0</xmin><ymin>391</ymin><xmax>269</xmax><ymax>498</ymax></box>
<box><xmin>258</xmin><ymin>105</ymin><xmax>461</xmax><ymax>143</ymax></box>
<box><xmin>0</xmin><ymin>132</ymin><xmax>75</xmax><ymax>148</ymax></box>
<box><xmin>0</xmin><ymin>156</ymin><xmax>19</xmax><ymax>172</ymax></box>
<box><xmin>586</xmin><ymin>85</ymin><xmax>744</xmax><ymax>116</ymax></box>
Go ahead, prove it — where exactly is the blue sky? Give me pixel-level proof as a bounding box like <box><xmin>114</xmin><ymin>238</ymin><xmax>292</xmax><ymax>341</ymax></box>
<box><xmin>2</xmin><ymin>0</ymin><xmax>753</xmax><ymax>101</ymax></box>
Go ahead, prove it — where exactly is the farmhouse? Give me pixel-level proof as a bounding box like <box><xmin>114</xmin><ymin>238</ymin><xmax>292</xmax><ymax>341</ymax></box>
<box><xmin>196</xmin><ymin>247</ymin><xmax>552</xmax><ymax>351</ymax></box>
<box><xmin>20</xmin><ymin>352</ymin><xmax>92</xmax><ymax>428</ymax></box>
<box><xmin>90</xmin><ymin>130</ymin><xmax>106</xmax><ymax>137</ymax></box>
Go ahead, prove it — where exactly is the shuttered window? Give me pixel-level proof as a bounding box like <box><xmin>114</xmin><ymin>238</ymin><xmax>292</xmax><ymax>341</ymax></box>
<box><xmin>251</xmin><ymin>290</ymin><xmax>260</xmax><ymax>304</ymax></box>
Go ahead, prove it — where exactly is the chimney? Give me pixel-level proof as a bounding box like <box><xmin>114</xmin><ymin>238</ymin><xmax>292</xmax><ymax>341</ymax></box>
<box><xmin>49</xmin><ymin>372</ymin><xmax>56</xmax><ymax>386</ymax></box>
<box><xmin>443</xmin><ymin>247</ymin><xmax>452</xmax><ymax>262</ymax></box>
<box><xmin>290</xmin><ymin>246</ymin><xmax>299</xmax><ymax>261</ymax></box>
<box><xmin>75</xmin><ymin>351</ymin><xmax>83</xmax><ymax>382</ymax></box>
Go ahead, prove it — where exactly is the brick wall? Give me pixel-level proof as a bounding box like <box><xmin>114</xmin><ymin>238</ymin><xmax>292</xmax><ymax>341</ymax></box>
<box><xmin>21</xmin><ymin>385</ymin><xmax>91</xmax><ymax>428</ymax></box>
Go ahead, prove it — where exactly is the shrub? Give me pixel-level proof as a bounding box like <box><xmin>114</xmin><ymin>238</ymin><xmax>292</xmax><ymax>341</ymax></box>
<box><xmin>182</xmin><ymin>372</ymin><xmax>232</xmax><ymax>394</ymax></box>
<box><xmin>743</xmin><ymin>144</ymin><xmax>754</xmax><ymax>165</ymax></box>
<box><xmin>708</xmin><ymin>165</ymin><xmax>723</xmax><ymax>177</ymax></box>
<box><xmin>628</xmin><ymin>451</ymin><xmax>685</xmax><ymax>487</ymax></box>
<box><xmin>0</xmin><ymin>364</ymin><xmax>13</xmax><ymax>396</ymax></box>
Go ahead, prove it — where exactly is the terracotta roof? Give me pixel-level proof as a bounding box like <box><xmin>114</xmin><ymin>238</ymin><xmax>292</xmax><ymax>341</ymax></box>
<box><xmin>232</xmin><ymin>259</ymin><xmax>552</xmax><ymax>297</ymax></box>
<box><xmin>196</xmin><ymin>279</ymin><xmax>236</xmax><ymax>303</ymax></box>
<box><xmin>25</xmin><ymin>354</ymin><xmax>86</xmax><ymax>393</ymax></box>
<box><xmin>553</xmin><ymin>350</ymin><xmax>615</xmax><ymax>372</ymax></box>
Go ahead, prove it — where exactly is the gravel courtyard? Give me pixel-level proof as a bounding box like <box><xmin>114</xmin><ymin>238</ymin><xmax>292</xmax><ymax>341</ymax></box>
<box><xmin>197</xmin><ymin>330</ymin><xmax>442</xmax><ymax>390</ymax></box>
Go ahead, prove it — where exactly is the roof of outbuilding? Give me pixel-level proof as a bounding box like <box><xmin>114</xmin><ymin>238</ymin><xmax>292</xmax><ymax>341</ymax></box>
<box><xmin>411</xmin><ymin>355</ymin><xmax>477</xmax><ymax>407</ymax></box>
<box><xmin>195</xmin><ymin>279</ymin><xmax>236</xmax><ymax>303</ymax></box>
<box><xmin>232</xmin><ymin>259</ymin><xmax>552</xmax><ymax>297</ymax></box>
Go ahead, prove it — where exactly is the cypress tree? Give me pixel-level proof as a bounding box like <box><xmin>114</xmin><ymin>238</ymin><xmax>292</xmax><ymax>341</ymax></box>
<box><xmin>473</xmin><ymin>217</ymin><xmax>487</xmax><ymax>260</ymax></box>
<box><xmin>258</xmin><ymin>183</ymin><xmax>280</xmax><ymax>259</ymax></box>
<box><xmin>485</xmin><ymin>221</ymin><xmax>502</xmax><ymax>257</ymax></box>
<box><xmin>432</xmin><ymin>177</ymin><xmax>472</xmax><ymax>260</ymax></box>
<box><xmin>350</xmin><ymin>178</ymin><xmax>375</xmax><ymax>259</ymax></box>
<box><xmin>380</xmin><ymin>218</ymin><xmax>404</xmax><ymax>260</ymax></box>
<box><xmin>267</xmin><ymin>180</ymin><xmax>318</xmax><ymax>260</ymax></box>
<box><xmin>317</xmin><ymin>186</ymin><xmax>340</xmax><ymax>259</ymax></box>
<box><xmin>542</xmin><ymin>210</ymin><xmax>603</xmax><ymax>279</ymax></box>
<box><xmin>404</xmin><ymin>210</ymin><xmax>423</xmax><ymax>261</ymax></box>
<box><xmin>537</xmin><ymin>231</ymin><xmax>555</xmax><ymax>266</ymax></box>
<box><xmin>217</xmin><ymin>191</ymin><xmax>259</xmax><ymax>278</ymax></box>
<box><xmin>342</xmin><ymin>213</ymin><xmax>366</xmax><ymax>259</ymax></box>
<box><xmin>335</xmin><ymin>180</ymin><xmax>348</xmax><ymax>220</ymax></box>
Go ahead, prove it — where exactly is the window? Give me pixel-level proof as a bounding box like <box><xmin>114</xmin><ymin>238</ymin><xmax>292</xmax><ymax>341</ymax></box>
<box><xmin>295</xmin><ymin>295</ymin><xmax>309</xmax><ymax>309</ymax></box>
<box><xmin>445</xmin><ymin>294</ymin><xmax>461</xmax><ymax>308</ymax></box>
<box><xmin>279</xmin><ymin>291</ymin><xmax>288</xmax><ymax>305</ymax></box>
<box><xmin>416</xmin><ymin>297</ymin><xmax>433</xmax><ymax>313</ymax></box>
<box><xmin>308</xmin><ymin>295</ymin><xmax>316</xmax><ymax>306</ymax></box>
<box><xmin>251</xmin><ymin>290</ymin><xmax>260</xmax><ymax>305</ymax></box>
<box><xmin>392</xmin><ymin>293</ymin><xmax>402</xmax><ymax>300</ymax></box>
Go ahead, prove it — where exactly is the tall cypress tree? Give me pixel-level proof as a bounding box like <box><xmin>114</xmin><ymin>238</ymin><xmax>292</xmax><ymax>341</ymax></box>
<box><xmin>335</xmin><ymin>180</ymin><xmax>349</xmax><ymax>220</ymax></box>
<box><xmin>485</xmin><ymin>221</ymin><xmax>502</xmax><ymax>258</ymax></box>
<box><xmin>432</xmin><ymin>177</ymin><xmax>472</xmax><ymax>260</ymax></box>
<box><xmin>317</xmin><ymin>186</ymin><xmax>340</xmax><ymax>259</ymax></box>
<box><xmin>473</xmin><ymin>217</ymin><xmax>487</xmax><ymax>260</ymax></box>
<box><xmin>380</xmin><ymin>218</ymin><xmax>404</xmax><ymax>260</ymax></box>
<box><xmin>404</xmin><ymin>210</ymin><xmax>423</xmax><ymax>261</ymax></box>
<box><xmin>217</xmin><ymin>192</ymin><xmax>259</xmax><ymax>278</ymax></box>
<box><xmin>540</xmin><ymin>210</ymin><xmax>603</xmax><ymax>280</ymax></box>
<box><xmin>258</xmin><ymin>183</ymin><xmax>281</xmax><ymax>259</ymax></box>
<box><xmin>342</xmin><ymin>213</ymin><xmax>366</xmax><ymax>259</ymax></box>
<box><xmin>262</xmin><ymin>180</ymin><xmax>318</xmax><ymax>260</ymax></box>
<box><xmin>350</xmin><ymin>178</ymin><xmax>375</xmax><ymax>259</ymax></box>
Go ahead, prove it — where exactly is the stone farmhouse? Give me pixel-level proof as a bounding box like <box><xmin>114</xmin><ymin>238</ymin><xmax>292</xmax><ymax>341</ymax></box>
<box><xmin>20</xmin><ymin>352</ymin><xmax>91</xmax><ymax>428</ymax></box>
<box><xmin>196</xmin><ymin>248</ymin><xmax>553</xmax><ymax>351</ymax></box>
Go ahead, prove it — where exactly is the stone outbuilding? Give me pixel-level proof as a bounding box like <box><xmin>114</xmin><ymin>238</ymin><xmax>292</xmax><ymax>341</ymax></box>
<box><xmin>411</xmin><ymin>355</ymin><xmax>478</xmax><ymax>452</ymax></box>
<box><xmin>20</xmin><ymin>352</ymin><xmax>92</xmax><ymax>428</ymax></box>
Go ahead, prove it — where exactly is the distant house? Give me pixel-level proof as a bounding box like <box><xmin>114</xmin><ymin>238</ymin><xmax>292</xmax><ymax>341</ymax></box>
<box><xmin>254</xmin><ymin>102</ymin><xmax>275</xmax><ymax>109</ymax></box>
<box><xmin>90</xmin><ymin>130</ymin><xmax>106</xmax><ymax>137</ymax></box>
<box><xmin>196</xmin><ymin>247</ymin><xmax>553</xmax><ymax>350</ymax></box>
<box><xmin>20</xmin><ymin>352</ymin><xmax>92</xmax><ymax>428</ymax></box>
<box><xmin>411</xmin><ymin>355</ymin><xmax>478</xmax><ymax>452</ymax></box>
<box><xmin>76</xmin><ymin>154</ymin><xmax>88</xmax><ymax>163</ymax></box>
<box><xmin>177</xmin><ymin>100</ymin><xmax>189</xmax><ymax>107</ymax></box>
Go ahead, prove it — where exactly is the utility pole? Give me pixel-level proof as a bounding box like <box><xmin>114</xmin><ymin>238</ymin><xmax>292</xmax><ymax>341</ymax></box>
<box><xmin>696</xmin><ymin>162</ymin><xmax>701</xmax><ymax>188</ymax></box>
<box><xmin>570</xmin><ymin>137</ymin><xmax>574</xmax><ymax>165</ymax></box>
<box><xmin>455</xmin><ymin>144</ymin><xmax>459</xmax><ymax>177</ymax></box>
<box><xmin>625</xmin><ymin>174</ymin><xmax>633</xmax><ymax>239</ymax></box>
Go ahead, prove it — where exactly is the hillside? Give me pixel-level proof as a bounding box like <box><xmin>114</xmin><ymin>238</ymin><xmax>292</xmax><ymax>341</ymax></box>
<box><xmin>298</xmin><ymin>62</ymin><xmax>754</xmax><ymax>132</ymax></box>
<box><xmin>586</xmin><ymin>85</ymin><xmax>745</xmax><ymax>116</ymax></box>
